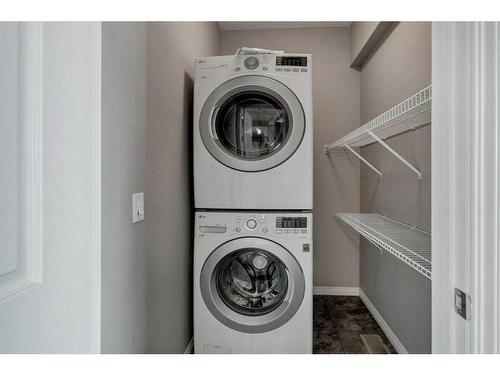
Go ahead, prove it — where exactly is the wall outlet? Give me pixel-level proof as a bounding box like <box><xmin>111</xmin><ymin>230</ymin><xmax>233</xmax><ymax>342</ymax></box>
<box><xmin>132</xmin><ymin>193</ymin><xmax>144</xmax><ymax>223</ymax></box>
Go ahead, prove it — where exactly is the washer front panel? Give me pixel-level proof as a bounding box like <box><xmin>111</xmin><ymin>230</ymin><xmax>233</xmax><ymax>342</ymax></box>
<box><xmin>200</xmin><ymin>237</ymin><xmax>305</xmax><ymax>333</ymax></box>
<box><xmin>199</xmin><ymin>75</ymin><xmax>305</xmax><ymax>172</ymax></box>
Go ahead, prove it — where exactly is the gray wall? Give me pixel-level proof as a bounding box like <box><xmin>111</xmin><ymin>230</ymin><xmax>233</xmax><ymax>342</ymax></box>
<box><xmin>102</xmin><ymin>22</ymin><xmax>219</xmax><ymax>353</ymax></box>
<box><xmin>221</xmin><ymin>28</ymin><xmax>361</xmax><ymax>288</ymax></box>
<box><xmin>102</xmin><ymin>22</ymin><xmax>149</xmax><ymax>353</ymax></box>
<box><xmin>350</xmin><ymin>22</ymin><xmax>378</xmax><ymax>64</ymax></box>
<box><xmin>357</xmin><ymin>22</ymin><xmax>431</xmax><ymax>353</ymax></box>
<box><xmin>146</xmin><ymin>22</ymin><xmax>220</xmax><ymax>354</ymax></box>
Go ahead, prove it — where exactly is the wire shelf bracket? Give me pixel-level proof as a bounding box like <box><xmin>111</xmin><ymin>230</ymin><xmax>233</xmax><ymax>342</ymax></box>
<box><xmin>343</xmin><ymin>144</ymin><xmax>382</xmax><ymax>178</ymax></box>
<box><xmin>337</xmin><ymin>213</ymin><xmax>431</xmax><ymax>279</ymax></box>
<box><xmin>367</xmin><ymin>131</ymin><xmax>422</xmax><ymax>180</ymax></box>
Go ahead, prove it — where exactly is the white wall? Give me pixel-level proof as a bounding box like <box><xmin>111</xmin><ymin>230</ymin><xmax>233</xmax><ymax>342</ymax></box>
<box><xmin>221</xmin><ymin>27</ymin><xmax>361</xmax><ymax>289</ymax></box>
<box><xmin>0</xmin><ymin>22</ymin><xmax>101</xmax><ymax>353</ymax></box>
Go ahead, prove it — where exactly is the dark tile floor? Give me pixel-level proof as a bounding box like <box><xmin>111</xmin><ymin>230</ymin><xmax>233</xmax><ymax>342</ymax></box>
<box><xmin>313</xmin><ymin>295</ymin><xmax>397</xmax><ymax>354</ymax></box>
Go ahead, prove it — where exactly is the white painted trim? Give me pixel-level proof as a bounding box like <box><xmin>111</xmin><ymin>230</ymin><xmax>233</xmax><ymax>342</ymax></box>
<box><xmin>89</xmin><ymin>21</ymin><xmax>102</xmax><ymax>354</ymax></box>
<box><xmin>313</xmin><ymin>286</ymin><xmax>360</xmax><ymax>296</ymax></box>
<box><xmin>0</xmin><ymin>22</ymin><xmax>44</xmax><ymax>302</ymax></box>
<box><xmin>184</xmin><ymin>338</ymin><xmax>194</xmax><ymax>354</ymax></box>
<box><xmin>359</xmin><ymin>289</ymin><xmax>408</xmax><ymax>354</ymax></box>
<box><xmin>432</xmin><ymin>22</ymin><xmax>500</xmax><ymax>354</ymax></box>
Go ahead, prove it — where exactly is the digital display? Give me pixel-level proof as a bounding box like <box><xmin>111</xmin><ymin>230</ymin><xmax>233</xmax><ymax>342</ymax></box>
<box><xmin>276</xmin><ymin>56</ymin><xmax>308</xmax><ymax>67</ymax></box>
<box><xmin>276</xmin><ymin>217</ymin><xmax>307</xmax><ymax>229</ymax></box>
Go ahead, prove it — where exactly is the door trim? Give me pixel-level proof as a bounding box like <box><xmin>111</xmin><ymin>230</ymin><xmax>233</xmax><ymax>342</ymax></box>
<box><xmin>0</xmin><ymin>23</ymin><xmax>43</xmax><ymax>302</ymax></box>
<box><xmin>432</xmin><ymin>22</ymin><xmax>500</xmax><ymax>353</ymax></box>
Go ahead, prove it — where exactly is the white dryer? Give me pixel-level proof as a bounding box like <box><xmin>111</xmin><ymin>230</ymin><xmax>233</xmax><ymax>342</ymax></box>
<box><xmin>194</xmin><ymin>211</ymin><xmax>313</xmax><ymax>354</ymax></box>
<box><xmin>193</xmin><ymin>54</ymin><xmax>313</xmax><ymax>210</ymax></box>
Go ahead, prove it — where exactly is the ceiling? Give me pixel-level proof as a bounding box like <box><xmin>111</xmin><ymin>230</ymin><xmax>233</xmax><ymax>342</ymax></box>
<box><xmin>218</xmin><ymin>22</ymin><xmax>351</xmax><ymax>31</ymax></box>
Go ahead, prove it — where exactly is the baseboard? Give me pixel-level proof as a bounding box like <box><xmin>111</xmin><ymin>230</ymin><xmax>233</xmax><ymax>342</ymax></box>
<box><xmin>313</xmin><ymin>286</ymin><xmax>360</xmax><ymax>296</ymax></box>
<box><xmin>184</xmin><ymin>337</ymin><xmax>194</xmax><ymax>354</ymax></box>
<box><xmin>359</xmin><ymin>289</ymin><xmax>408</xmax><ymax>354</ymax></box>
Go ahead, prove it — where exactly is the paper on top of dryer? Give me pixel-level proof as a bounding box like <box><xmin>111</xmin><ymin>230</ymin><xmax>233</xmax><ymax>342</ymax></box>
<box><xmin>235</xmin><ymin>47</ymin><xmax>285</xmax><ymax>55</ymax></box>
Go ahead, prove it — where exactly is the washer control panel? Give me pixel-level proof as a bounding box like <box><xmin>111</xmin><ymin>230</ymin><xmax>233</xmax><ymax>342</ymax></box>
<box><xmin>232</xmin><ymin>214</ymin><xmax>309</xmax><ymax>237</ymax></box>
<box><xmin>197</xmin><ymin>212</ymin><xmax>311</xmax><ymax>238</ymax></box>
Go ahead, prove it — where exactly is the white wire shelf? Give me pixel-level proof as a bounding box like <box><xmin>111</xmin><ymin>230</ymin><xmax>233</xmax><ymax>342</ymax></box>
<box><xmin>337</xmin><ymin>213</ymin><xmax>431</xmax><ymax>279</ymax></box>
<box><xmin>325</xmin><ymin>85</ymin><xmax>432</xmax><ymax>151</ymax></box>
<box><xmin>324</xmin><ymin>85</ymin><xmax>431</xmax><ymax>180</ymax></box>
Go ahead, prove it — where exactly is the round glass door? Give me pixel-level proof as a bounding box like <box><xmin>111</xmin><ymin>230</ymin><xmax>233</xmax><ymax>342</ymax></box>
<box><xmin>199</xmin><ymin>75</ymin><xmax>305</xmax><ymax>172</ymax></box>
<box><xmin>214</xmin><ymin>92</ymin><xmax>289</xmax><ymax>160</ymax></box>
<box><xmin>200</xmin><ymin>237</ymin><xmax>305</xmax><ymax>334</ymax></box>
<box><xmin>216</xmin><ymin>248</ymin><xmax>288</xmax><ymax>316</ymax></box>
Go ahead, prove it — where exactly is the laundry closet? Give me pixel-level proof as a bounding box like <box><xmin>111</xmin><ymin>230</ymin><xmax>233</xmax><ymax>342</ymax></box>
<box><xmin>4</xmin><ymin>19</ymin><xmax>500</xmax><ymax>355</ymax></box>
<box><xmin>215</xmin><ymin>22</ymin><xmax>432</xmax><ymax>354</ymax></box>
<box><xmin>97</xmin><ymin>21</ymin><xmax>433</xmax><ymax>355</ymax></box>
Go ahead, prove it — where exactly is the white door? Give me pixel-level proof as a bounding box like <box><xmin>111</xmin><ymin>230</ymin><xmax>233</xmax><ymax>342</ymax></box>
<box><xmin>0</xmin><ymin>22</ymin><xmax>101</xmax><ymax>353</ymax></box>
<box><xmin>432</xmin><ymin>22</ymin><xmax>500</xmax><ymax>353</ymax></box>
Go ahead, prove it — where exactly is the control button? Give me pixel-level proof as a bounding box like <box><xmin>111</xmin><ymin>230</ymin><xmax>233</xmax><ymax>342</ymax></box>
<box><xmin>262</xmin><ymin>228</ymin><xmax>268</xmax><ymax>233</ymax></box>
<box><xmin>275</xmin><ymin>229</ymin><xmax>283</xmax><ymax>234</ymax></box>
<box><xmin>292</xmin><ymin>68</ymin><xmax>299</xmax><ymax>72</ymax></box>
<box><xmin>262</xmin><ymin>66</ymin><xmax>268</xmax><ymax>71</ymax></box>
<box><xmin>284</xmin><ymin>229</ymin><xmax>291</xmax><ymax>234</ymax></box>
<box><xmin>275</xmin><ymin>68</ymin><xmax>283</xmax><ymax>72</ymax></box>
<box><xmin>244</xmin><ymin>57</ymin><xmax>260</xmax><ymax>70</ymax></box>
<box><xmin>235</xmin><ymin>227</ymin><xmax>241</xmax><ymax>233</ymax></box>
<box><xmin>245</xmin><ymin>218</ymin><xmax>258</xmax><ymax>230</ymax></box>
<box><xmin>292</xmin><ymin>229</ymin><xmax>299</xmax><ymax>234</ymax></box>
<box><xmin>284</xmin><ymin>68</ymin><xmax>291</xmax><ymax>72</ymax></box>
<box><xmin>300</xmin><ymin>229</ymin><xmax>307</xmax><ymax>234</ymax></box>
<box><xmin>300</xmin><ymin>68</ymin><xmax>308</xmax><ymax>72</ymax></box>
<box><xmin>234</xmin><ymin>67</ymin><xmax>241</xmax><ymax>72</ymax></box>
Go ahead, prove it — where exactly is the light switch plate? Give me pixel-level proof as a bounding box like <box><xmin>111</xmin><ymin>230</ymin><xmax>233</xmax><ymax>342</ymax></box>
<box><xmin>454</xmin><ymin>287</ymin><xmax>471</xmax><ymax>320</ymax></box>
<box><xmin>132</xmin><ymin>193</ymin><xmax>144</xmax><ymax>223</ymax></box>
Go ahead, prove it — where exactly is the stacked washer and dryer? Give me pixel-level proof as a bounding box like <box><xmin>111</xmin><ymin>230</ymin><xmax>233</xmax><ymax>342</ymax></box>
<box><xmin>193</xmin><ymin>53</ymin><xmax>313</xmax><ymax>353</ymax></box>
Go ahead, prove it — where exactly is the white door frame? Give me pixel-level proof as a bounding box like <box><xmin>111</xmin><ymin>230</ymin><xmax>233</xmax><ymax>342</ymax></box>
<box><xmin>432</xmin><ymin>22</ymin><xmax>500</xmax><ymax>353</ymax></box>
<box><xmin>89</xmin><ymin>21</ymin><xmax>102</xmax><ymax>354</ymax></box>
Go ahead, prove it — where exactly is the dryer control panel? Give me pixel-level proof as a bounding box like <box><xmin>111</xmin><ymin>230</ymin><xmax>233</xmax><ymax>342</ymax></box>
<box><xmin>195</xmin><ymin>54</ymin><xmax>312</xmax><ymax>81</ymax></box>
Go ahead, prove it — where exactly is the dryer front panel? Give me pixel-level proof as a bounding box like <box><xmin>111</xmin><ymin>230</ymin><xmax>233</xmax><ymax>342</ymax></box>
<box><xmin>200</xmin><ymin>237</ymin><xmax>305</xmax><ymax>333</ymax></box>
<box><xmin>199</xmin><ymin>75</ymin><xmax>305</xmax><ymax>172</ymax></box>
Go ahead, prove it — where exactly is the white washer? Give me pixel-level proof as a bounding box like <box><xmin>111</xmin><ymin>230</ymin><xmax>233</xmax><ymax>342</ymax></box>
<box><xmin>194</xmin><ymin>211</ymin><xmax>313</xmax><ymax>354</ymax></box>
<box><xmin>194</xmin><ymin>54</ymin><xmax>313</xmax><ymax>210</ymax></box>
